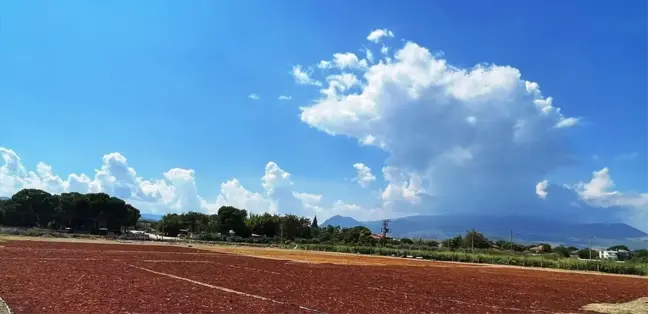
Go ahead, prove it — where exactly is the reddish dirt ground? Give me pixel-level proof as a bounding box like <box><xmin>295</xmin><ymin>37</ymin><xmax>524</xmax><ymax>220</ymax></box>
<box><xmin>0</xmin><ymin>240</ymin><xmax>646</xmax><ymax>314</ymax></box>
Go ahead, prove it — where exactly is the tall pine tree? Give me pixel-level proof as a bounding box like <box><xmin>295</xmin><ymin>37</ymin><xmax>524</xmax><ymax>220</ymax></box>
<box><xmin>311</xmin><ymin>215</ymin><xmax>319</xmax><ymax>229</ymax></box>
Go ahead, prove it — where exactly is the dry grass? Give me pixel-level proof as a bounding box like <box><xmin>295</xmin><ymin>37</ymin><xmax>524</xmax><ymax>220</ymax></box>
<box><xmin>0</xmin><ymin>235</ymin><xmax>109</xmax><ymax>243</ymax></box>
<box><xmin>581</xmin><ymin>297</ymin><xmax>648</xmax><ymax>314</ymax></box>
<box><xmin>200</xmin><ymin>244</ymin><xmax>484</xmax><ymax>267</ymax></box>
<box><xmin>200</xmin><ymin>245</ymin><xmax>648</xmax><ymax>279</ymax></box>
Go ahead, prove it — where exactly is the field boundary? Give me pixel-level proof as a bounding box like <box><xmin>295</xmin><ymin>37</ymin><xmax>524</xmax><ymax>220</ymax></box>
<box><xmin>200</xmin><ymin>244</ymin><xmax>648</xmax><ymax>279</ymax></box>
<box><xmin>128</xmin><ymin>264</ymin><xmax>325</xmax><ymax>314</ymax></box>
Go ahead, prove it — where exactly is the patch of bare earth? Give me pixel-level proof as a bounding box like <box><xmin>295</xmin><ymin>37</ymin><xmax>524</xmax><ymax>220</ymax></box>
<box><xmin>200</xmin><ymin>245</ymin><xmax>486</xmax><ymax>267</ymax></box>
<box><xmin>0</xmin><ymin>297</ymin><xmax>11</xmax><ymax>314</ymax></box>
<box><xmin>1</xmin><ymin>240</ymin><xmax>647</xmax><ymax>314</ymax></box>
<box><xmin>581</xmin><ymin>297</ymin><xmax>648</xmax><ymax>314</ymax></box>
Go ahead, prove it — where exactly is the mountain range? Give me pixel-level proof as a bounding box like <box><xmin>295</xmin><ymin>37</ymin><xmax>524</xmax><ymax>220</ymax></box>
<box><xmin>321</xmin><ymin>214</ymin><xmax>648</xmax><ymax>250</ymax></box>
<box><xmin>140</xmin><ymin>213</ymin><xmax>163</xmax><ymax>221</ymax></box>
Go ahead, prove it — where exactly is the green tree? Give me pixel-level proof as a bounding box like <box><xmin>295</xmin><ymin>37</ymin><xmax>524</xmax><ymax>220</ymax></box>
<box><xmin>311</xmin><ymin>216</ymin><xmax>319</xmax><ymax>229</ymax></box>
<box><xmin>247</xmin><ymin>213</ymin><xmax>281</xmax><ymax>237</ymax></box>
<box><xmin>206</xmin><ymin>214</ymin><xmax>219</xmax><ymax>233</ymax></box>
<box><xmin>577</xmin><ymin>248</ymin><xmax>599</xmax><ymax>259</ymax></box>
<box><xmin>9</xmin><ymin>189</ymin><xmax>59</xmax><ymax>227</ymax></box>
<box><xmin>425</xmin><ymin>240</ymin><xmax>439</xmax><ymax>247</ymax></box>
<box><xmin>339</xmin><ymin>226</ymin><xmax>373</xmax><ymax>245</ymax></box>
<box><xmin>443</xmin><ymin>235</ymin><xmax>463</xmax><ymax>250</ymax></box>
<box><xmin>463</xmin><ymin>229</ymin><xmax>490</xmax><ymax>249</ymax></box>
<box><xmin>159</xmin><ymin>214</ymin><xmax>185</xmax><ymax>237</ymax></box>
<box><xmin>633</xmin><ymin>249</ymin><xmax>648</xmax><ymax>258</ymax></box>
<box><xmin>280</xmin><ymin>214</ymin><xmax>310</xmax><ymax>240</ymax></box>
<box><xmin>0</xmin><ymin>189</ymin><xmax>139</xmax><ymax>232</ymax></box>
<box><xmin>400</xmin><ymin>238</ymin><xmax>414</xmax><ymax>245</ymax></box>
<box><xmin>317</xmin><ymin>225</ymin><xmax>341</xmax><ymax>243</ymax></box>
<box><xmin>216</xmin><ymin>206</ymin><xmax>249</xmax><ymax>237</ymax></box>
<box><xmin>607</xmin><ymin>245</ymin><xmax>630</xmax><ymax>251</ymax></box>
<box><xmin>181</xmin><ymin>211</ymin><xmax>210</xmax><ymax>233</ymax></box>
<box><xmin>553</xmin><ymin>245</ymin><xmax>573</xmax><ymax>258</ymax></box>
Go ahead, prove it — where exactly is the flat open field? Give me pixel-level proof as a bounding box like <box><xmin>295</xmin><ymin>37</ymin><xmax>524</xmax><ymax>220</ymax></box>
<box><xmin>0</xmin><ymin>240</ymin><xmax>646</xmax><ymax>314</ymax></box>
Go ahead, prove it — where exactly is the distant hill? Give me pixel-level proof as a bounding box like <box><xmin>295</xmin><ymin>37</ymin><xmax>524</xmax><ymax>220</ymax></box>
<box><xmin>139</xmin><ymin>213</ymin><xmax>163</xmax><ymax>221</ymax></box>
<box><xmin>320</xmin><ymin>215</ymin><xmax>363</xmax><ymax>228</ymax></box>
<box><xmin>0</xmin><ymin>197</ymin><xmax>9</xmax><ymax>201</ymax></box>
<box><xmin>320</xmin><ymin>214</ymin><xmax>648</xmax><ymax>249</ymax></box>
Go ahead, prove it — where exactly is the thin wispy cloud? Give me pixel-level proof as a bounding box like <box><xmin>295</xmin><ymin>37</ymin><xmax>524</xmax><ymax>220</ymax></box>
<box><xmin>248</xmin><ymin>94</ymin><xmax>260</xmax><ymax>100</ymax></box>
<box><xmin>278</xmin><ymin>95</ymin><xmax>292</xmax><ymax>100</ymax></box>
<box><xmin>615</xmin><ymin>152</ymin><xmax>638</xmax><ymax>160</ymax></box>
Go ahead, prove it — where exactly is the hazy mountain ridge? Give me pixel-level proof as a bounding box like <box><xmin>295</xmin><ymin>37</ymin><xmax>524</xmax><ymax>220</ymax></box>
<box><xmin>321</xmin><ymin>214</ymin><xmax>648</xmax><ymax>249</ymax></box>
<box><xmin>140</xmin><ymin>213</ymin><xmax>163</xmax><ymax>221</ymax></box>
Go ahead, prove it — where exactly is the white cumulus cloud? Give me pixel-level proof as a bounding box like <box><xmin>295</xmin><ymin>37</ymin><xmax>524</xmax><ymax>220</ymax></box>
<box><xmin>248</xmin><ymin>93</ymin><xmax>260</xmax><ymax>100</ymax></box>
<box><xmin>0</xmin><ymin>147</ymin><xmax>372</xmax><ymax>221</ymax></box>
<box><xmin>367</xmin><ymin>28</ymin><xmax>394</xmax><ymax>43</ymax></box>
<box><xmin>352</xmin><ymin>163</ymin><xmax>376</xmax><ymax>188</ymax></box>
<box><xmin>291</xmin><ymin>65</ymin><xmax>322</xmax><ymax>87</ymax></box>
<box><xmin>291</xmin><ymin>31</ymin><xmax>645</xmax><ymax>227</ymax></box>
<box><xmin>278</xmin><ymin>95</ymin><xmax>292</xmax><ymax>100</ymax></box>
<box><xmin>536</xmin><ymin>180</ymin><xmax>549</xmax><ymax>199</ymax></box>
<box><xmin>573</xmin><ymin>167</ymin><xmax>648</xmax><ymax>210</ymax></box>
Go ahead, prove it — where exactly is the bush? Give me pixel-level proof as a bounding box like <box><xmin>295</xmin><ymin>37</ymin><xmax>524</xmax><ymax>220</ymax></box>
<box><xmin>292</xmin><ymin>243</ymin><xmax>648</xmax><ymax>276</ymax></box>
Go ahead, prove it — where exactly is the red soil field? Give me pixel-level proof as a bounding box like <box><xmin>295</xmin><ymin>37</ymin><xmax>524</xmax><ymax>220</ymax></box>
<box><xmin>0</xmin><ymin>240</ymin><xmax>646</xmax><ymax>314</ymax></box>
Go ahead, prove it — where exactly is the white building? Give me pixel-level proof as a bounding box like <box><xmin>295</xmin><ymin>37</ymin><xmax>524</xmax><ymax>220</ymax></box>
<box><xmin>599</xmin><ymin>249</ymin><xmax>631</xmax><ymax>260</ymax></box>
<box><xmin>599</xmin><ymin>250</ymin><xmax>618</xmax><ymax>260</ymax></box>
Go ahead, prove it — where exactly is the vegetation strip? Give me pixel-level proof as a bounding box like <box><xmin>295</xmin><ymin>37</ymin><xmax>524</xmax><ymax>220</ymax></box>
<box><xmin>290</xmin><ymin>244</ymin><xmax>648</xmax><ymax>276</ymax></box>
<box><xmin>128</xmin><ymin>264</ymin><xmax>325</xmax><ymax>314</ymax></box>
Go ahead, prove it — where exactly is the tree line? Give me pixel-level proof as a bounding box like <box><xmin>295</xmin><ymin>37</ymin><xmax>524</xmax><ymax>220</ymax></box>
<box><xmin>153</xmin><ymin>208</ymin><xmax>385</xmax><ymax>245</ymax></box>
<box><xmin>2</xmin><ymin>189</ymin><xmax>645</xmax><ymax>261</ymax></box>
<box><xmin>0</xmin><ymin>189</ymin><xmax>140</xmax><ymax>232</ymax></box>
<box><xmin>155</xmin><ymin>207</ymin><xmax>320</xmax><ymax>240</ymax></box>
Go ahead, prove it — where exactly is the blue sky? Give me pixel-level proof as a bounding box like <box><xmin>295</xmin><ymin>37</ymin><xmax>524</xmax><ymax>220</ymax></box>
<box><xmin>1</xmin><ymin>1</ymin><xmax>646</xmax><ymax>228</ymax></box>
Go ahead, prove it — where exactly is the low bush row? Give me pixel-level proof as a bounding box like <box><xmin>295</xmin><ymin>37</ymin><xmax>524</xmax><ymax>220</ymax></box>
<box><xmin>297</xmin><ymin>244</ymin><xmax>648</xmax><ymax>276</ymax></box>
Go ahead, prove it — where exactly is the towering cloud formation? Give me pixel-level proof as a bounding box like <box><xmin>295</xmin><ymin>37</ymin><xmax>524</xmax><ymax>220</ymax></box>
<box><xmin>1</xmin><ymin>29</ymin><xmax>645</xmax><ymax>229</ymax></box>
<box><xmin>294</xmin><ymin>29</ymin><xmax>646</xmax><ymax>227</ymax></box>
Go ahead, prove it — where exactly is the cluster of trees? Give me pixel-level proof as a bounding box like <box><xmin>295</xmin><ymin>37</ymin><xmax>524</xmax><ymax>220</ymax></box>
<box><xmin>0</xmin><ymin>189</ymin><xmax>140</xmax><ymax>232</ymax></box>
<box><xmin>441</xmin><ymin>229</ymin><xmax>491</xmax><ymax>250</ymax></box>
<box><xmin>155</xmin><ymin>208</ymin><xmax>384</xmax><ymax>245</ymax></box>
<box><xmin>155</xmin><ymin>207</ymin><xmax>316</xmax><ymax>239</ymax></box>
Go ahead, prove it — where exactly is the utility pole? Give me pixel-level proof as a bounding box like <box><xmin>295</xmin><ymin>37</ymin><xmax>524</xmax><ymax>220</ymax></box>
<box><xmin>466</xmin><ymin>229</ymin><xmax>474</xmax><ymax>253</ymax></box>
<box><xmin>471</xmin><ymin>232</ymin><xmax>474</xmax><ymax>253</ymax></box>
<box><xmin>280</xmin><ymin>222</ymin><xmax>284</xmax><ymax>244</ymax></box>
<box><xmin>589</xmin><ymin>236</ymin><xmax>593</xmax><ymax>260</ymax></box>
